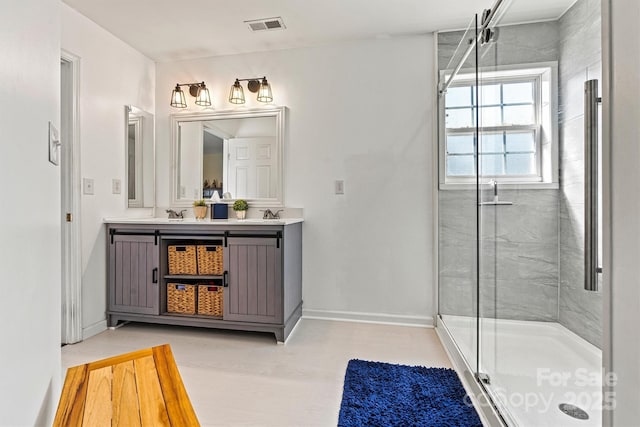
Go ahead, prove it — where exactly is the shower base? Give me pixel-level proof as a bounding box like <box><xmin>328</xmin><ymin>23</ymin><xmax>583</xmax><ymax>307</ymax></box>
<box><xmin>439</xmin><ymin>315</ymin><xmax>602</xmax><ymax>427</ymax></box>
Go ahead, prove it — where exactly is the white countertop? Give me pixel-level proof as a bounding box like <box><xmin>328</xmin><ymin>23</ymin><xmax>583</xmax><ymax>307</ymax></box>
<box><xmin>103</xmin><ymin>217</ymin><xmax>303</xmax><ymax>226</ymax></box>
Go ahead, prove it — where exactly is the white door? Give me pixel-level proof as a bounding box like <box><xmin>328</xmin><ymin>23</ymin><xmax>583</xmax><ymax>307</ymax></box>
<box><xmin>226</xmin><ymin>137</ymin><xmax>277</xmax><ymax>199</ymax></box>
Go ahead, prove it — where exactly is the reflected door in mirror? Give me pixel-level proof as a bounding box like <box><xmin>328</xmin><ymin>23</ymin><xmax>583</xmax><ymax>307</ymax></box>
<box><xmin>227</xmin><ymin>137</ymin><xmax>276</xmax><ymax>199</ymax></box>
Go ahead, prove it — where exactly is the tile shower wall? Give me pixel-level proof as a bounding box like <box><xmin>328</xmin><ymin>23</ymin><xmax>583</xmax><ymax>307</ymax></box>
<box><xmin>438</xmin><ymin>190</ymin><xmax>477</xmax><ymax>317</ymax></box>
<box><xmin>438</xmin><ymin>22</ymin><xmax>561</xmax><ymax>322</ymax></box>
<box><xmin>558</xmin><ymin>0</ymin><xmax>602</xmax><ymax>348</ymax></box>
<box><xmin>439</xmin><ymin>190</ymin><xmax>559</xmax><ymax>321</ymax></box>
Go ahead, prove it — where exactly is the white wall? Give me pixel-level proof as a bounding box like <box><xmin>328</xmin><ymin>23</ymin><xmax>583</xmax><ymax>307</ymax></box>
<box><xmin>156</xmin><ymin>36</ymin><xmax>435</xmax><ymax>324</ymax></box>
<box><xmin>604</xmin><ymin>0</ymin><xmax>640</xmax><ymax>425</ymax></box>
<box><xmin>0</xmin><ymin>0</ymin><xmax>61</xmax><ymax>424</ymax></box>
<box><xmin>61</xmin><ymin>4</ymin><xmax>155</xmax><ymax>338</ymax></box>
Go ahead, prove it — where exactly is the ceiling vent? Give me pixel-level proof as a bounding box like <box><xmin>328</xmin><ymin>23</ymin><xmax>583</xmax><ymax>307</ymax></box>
<box><xmin>245</xmin><ymin>17</ymin><xmax>286</xmax><ymax>32</ymax></box>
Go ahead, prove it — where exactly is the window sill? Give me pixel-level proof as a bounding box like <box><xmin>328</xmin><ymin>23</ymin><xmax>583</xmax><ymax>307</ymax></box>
<box><xmin>439</xmin><ymin>182</ymin><xmax>559</xmax><ymax>191</ymax></box>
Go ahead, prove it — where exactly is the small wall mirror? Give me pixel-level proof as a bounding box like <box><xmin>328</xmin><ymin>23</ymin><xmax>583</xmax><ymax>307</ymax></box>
<box><xmin>170</xmin><ymin>107</ymin><xmax>285</xmax><ymax>207</ymax></box>
<box><xmin>126</xmin><ymin>105</ymin><xmax>155</xmax><ymax>208</ymax></box>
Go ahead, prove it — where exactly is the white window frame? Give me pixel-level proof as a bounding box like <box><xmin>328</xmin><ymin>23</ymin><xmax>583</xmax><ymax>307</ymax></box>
<box><xmin>439</xmin><ymin>62</ymin><xmax>559</xmax><ymax>190</ymax></box>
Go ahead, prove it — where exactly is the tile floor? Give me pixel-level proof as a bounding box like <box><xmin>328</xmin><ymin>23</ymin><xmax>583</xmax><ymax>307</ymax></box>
<box><xmin>62</xmin><ymin>319</ymin><xmax>451</xmax><ymax>426</ymax></box>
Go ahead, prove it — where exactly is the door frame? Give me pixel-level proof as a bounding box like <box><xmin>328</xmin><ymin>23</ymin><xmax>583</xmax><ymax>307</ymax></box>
<box><xmin>61</xmin><ymin>50</ymin><xmax>82</xmax><ymax>344</ymax></box>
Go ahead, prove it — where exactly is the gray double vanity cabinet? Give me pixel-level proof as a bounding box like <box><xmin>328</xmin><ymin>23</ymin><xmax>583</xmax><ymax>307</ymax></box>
<box><xmin>105</xmin><ymin>219</ymin><xmax>303</xmax><ymax>343</ymax></box>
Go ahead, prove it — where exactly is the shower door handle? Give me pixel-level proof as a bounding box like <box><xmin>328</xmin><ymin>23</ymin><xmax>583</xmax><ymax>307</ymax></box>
<box><xmin>584</xmin><ymin>79</ymin><xmax>601</xmax><ymax>292</ymax></box>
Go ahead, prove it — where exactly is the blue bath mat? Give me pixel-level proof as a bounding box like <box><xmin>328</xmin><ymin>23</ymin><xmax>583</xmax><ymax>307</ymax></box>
<box><xmin>338</xmin><ymin>359</ymin><xmax>482</xmax><ymax>427</ymax></box>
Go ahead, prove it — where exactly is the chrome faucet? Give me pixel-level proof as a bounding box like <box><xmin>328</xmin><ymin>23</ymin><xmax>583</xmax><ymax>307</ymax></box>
<box><xmin>166</xmin><ymin>209</ymin><xmax>186</xmax><ymax>219</ymax></box>
<box><xmin>489</xmin><ymin>179</ymin><xmax>498</xmax><ymax>201</ymax></box>
<box><xmin>261</xmin><ymin>209</ymin><xmax>283</xmax><ymax>219</ymax></box>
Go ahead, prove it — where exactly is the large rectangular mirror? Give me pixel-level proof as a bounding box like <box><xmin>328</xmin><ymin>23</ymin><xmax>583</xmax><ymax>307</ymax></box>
<box><xmin>170</xmin><ymin>107</ymin><xmax>285</xmax><ymax>207</ymax></box>
<box><xmin>126</xmin><ymin>105</ymin><xmax>155</xmax><ymax>208</ymax></box>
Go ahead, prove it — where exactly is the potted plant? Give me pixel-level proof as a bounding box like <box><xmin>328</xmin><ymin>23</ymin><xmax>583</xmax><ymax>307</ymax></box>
<box><xmin>193</xmin><ymin>199</ymin><xmax>207</xmax><ymax>220</ymax></box>
<box><xmin>233</xmin><ymin>199</ymin><xmax>248</xmax><ymax>220</ymax></box>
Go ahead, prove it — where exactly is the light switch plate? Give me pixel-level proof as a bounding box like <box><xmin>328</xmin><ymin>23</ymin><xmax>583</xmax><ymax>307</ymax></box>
<box><xmin>112</xmin><ymin>179</ymin><xmax>121</xmax><ymax>194</ymax></box>
<box><xmin>335</xmin><ymin>180</ymin><xmax>345</xmax><ymax>195</ymax></box>
<box><xmin>83</xmin><ymin>178</ymin><xmax>94</xmax><ymax>195</ymax></box>
<box><xmin>48</xmin><ymin>121</ymin><xmax>60</xmax><ymax>166</ymax></box>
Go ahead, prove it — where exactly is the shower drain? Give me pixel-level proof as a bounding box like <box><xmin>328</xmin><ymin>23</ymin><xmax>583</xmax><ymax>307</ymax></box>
<box><xmin>559</xmin><ymin>403</ymin><xmax>589</xmax><ymax>420</ymax></box>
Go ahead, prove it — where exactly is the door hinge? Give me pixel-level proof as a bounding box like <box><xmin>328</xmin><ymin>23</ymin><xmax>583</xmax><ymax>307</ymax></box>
<box><xmin>66</xmin><ymin>213</ymin><xmax>72</xmax><ymax>222</ymax></box>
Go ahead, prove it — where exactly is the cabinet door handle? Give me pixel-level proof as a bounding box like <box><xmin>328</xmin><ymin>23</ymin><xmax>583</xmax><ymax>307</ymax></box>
<box><xmin>152</xmin><ymin>267</ymin><xmax>158</xmax><ymax>284</ymax></box>
<box><xmin>223</xmin><ymin>271</ymin><xmax>228</xmax><ymax>287</ymax></box>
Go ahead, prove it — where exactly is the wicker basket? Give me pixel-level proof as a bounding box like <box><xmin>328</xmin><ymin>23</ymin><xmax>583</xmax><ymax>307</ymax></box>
<box><xmin>197</xmin><ymin>245</ymin><xmax>224</xmax><ymax>275</ymax></box>
<box><xmin>167</xmin><ymin>283</ymin><xmax>196</xmax><ymax>314</ymax></box>
<box><xmin>168</xmin><ymin>245</ymin><xmax>198</xmax><ymax>275</ymax></box>
<box><xmin>197</xmin><ymin>285</ymin><xmax>224</xmax><ymax>317</ymax></box>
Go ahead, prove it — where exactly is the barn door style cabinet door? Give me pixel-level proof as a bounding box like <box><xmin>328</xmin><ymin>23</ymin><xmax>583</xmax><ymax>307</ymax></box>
<box><xmin>224</xmin><ymin>236</ymin><xmax>283</xmax><ymax>324</ymax></box>
<box><xmin>108</xmin><ymin>233</ymin><xmax>159</xmax><ymax>315</ymax></box>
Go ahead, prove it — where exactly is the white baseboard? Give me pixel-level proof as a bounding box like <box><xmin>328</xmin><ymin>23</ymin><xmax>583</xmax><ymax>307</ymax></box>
<box><xmin>83</xmin><ymin>319</ymin><xmax>107</xmax><ymax>340</ymax></box>
<box><xmin>302</xmin><ymin>309</ymin><xmax>434</xmax><ymax>328</ymax></box>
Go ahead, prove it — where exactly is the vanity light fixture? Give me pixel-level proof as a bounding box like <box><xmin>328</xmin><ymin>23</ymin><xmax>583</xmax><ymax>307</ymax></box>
<box><xmin>170</xmin><ymin>81</ymin><xmax>211</xmax><ymax>108</ymax></box>
<box><xmin>228</xmin><ymin>77</ymin><xmax>273</xmax><ymax>104</ymax></box>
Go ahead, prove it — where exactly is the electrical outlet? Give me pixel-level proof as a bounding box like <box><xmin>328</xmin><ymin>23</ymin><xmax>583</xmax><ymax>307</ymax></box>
<box><xmin>83</xmin><ymin>178</ymin><xmax>94</xmax><ymax>195</ymax></box>
<box><xmin>180</xmin><ymin>186</ymin><xmax>186</xmax><ymax>198</ymax></box>
<box><xmin>335</xmin><ymin>180</ymin><xmax>345</xmax><ymax>195</ymax></box>
<box><xmin>112</xmin><ymin>179</ymin><xmax>121</xmax><ymax>194</ymax></box>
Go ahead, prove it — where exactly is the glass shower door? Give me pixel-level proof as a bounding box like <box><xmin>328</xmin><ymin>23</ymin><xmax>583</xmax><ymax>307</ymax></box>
<box><xmin>474</xmin><ymin>17</ymin><xmax>505</xmax><ymax>422</ymax></box>
<box><xmin>475</xmin><ymin>0</ymin><xmax>603</xmax><ymax>425</ymax></box>
<box><xmin>474</xmin><ymin>12</ymin><xmax>559</xmax><ymax>424</ymax></box>
<box><xmin>437</xmin><ymin>16</ymin><xmax>480</xmax><ymax>374</ymax></box>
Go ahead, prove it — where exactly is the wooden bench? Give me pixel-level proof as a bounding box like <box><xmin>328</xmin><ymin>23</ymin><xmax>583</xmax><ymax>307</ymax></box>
<box><xmin>54</xmin><ymin>344</ymin><xmax>200</xmax><ymax>426</ymax></box>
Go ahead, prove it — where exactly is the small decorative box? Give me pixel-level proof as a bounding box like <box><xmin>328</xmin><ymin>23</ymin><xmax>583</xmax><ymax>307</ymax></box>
<box><xmin>211</xmin><ymin>203</ymin><xmax>228</xmax><ymax>219</ymax></box>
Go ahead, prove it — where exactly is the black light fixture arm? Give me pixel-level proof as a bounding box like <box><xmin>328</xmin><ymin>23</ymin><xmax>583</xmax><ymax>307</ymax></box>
<box><xmin>174</xmin><ymin>81</ymin><xmax>207</xmax><ymax>97</ymax></box>
<box><xmin>235</xmin><ymin>77</ymin><xmax>267</xmax><ymax>92</ymax></box>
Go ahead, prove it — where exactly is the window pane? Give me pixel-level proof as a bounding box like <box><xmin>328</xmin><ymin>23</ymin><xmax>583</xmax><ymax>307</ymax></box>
<box><xmin>479</xmin><ymin>106</ymin><xmax>502</xmax><ymax>127</ymax></box>
<box><xmin>503</xmin><ymin>105</ymin><xmax>534</xmax><ymax>125</ymax></box>
<box><xmin>447</xmin><ymin>134</ymin><xmax>474</xmax><ymax>154</ymax></box>
<box><xmin>480</xmin><ymin>132</ymin><xmax>504</xmax><ymax>153</ymax></box>
<box><xmin>479</xmin><ymin>84</ymin><xmax>501</xmax><ymax>106</ymax></box>
<box><xmin>506</xmin><ymin>153</ymin><xmax>535</xmax><ymax>174</ymax></box>
<box><xmin>447</xmin><ymin>155</ymin><xmax>475</xmax><ymax>176</ymax></box>
<box><xmin>480</xmin><ymin>154</ymin><xmax>504</xmax><ymax>175</ymax></box>
<box><xmin>446</xmin><ymin>86</ymin><xmax>472</xmax><ymax>108</ymax></box>
<box><xmin>503</xmin><ymin>82</ymin><xmax>534</xmax><ymax>104</ymax></box>
<box><xmin>506</xmin><ymin>131</ymin><xmax>535</xmax><ymax>152</ymax></box>
<box><xmin>446</xmin><ymin>108</ymin><xmax>473</xmax><ymax>128</ymax></box>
